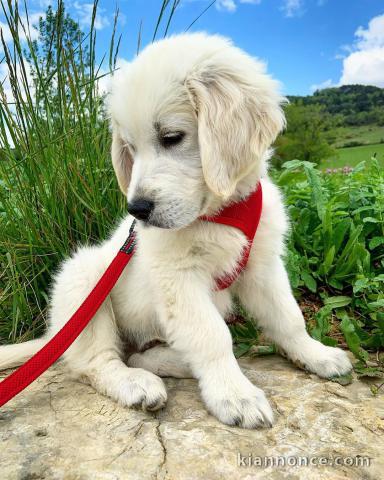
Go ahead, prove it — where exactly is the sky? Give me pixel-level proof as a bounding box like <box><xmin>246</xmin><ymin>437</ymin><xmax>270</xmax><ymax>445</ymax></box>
<box><xmin>1</xmin><ymin>0</ymin><xmax>384</xmax><ymax>95</ymax></box>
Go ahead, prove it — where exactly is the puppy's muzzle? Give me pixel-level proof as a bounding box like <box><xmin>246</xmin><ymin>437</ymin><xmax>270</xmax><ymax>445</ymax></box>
<box><xmin>127</xmin><ymin>198</ymin><xmax>155</xmax><ymax>222</ymax></box>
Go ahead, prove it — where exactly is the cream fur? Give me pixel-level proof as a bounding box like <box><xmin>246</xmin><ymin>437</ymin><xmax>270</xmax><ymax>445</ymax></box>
<box><xmin>0</xmin><ymin>33</ymin><xmax>352</xmax><ymax>428</ymax></box>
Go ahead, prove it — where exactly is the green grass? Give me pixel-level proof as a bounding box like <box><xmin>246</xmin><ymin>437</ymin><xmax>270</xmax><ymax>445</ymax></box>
<box><xmin>323</xmin><ymin>143</ymin><xmax>384</xmax><ymax>169</ymax></box>
<box><xmin>0</xmin><ymin>0</ymin><xmax>192</xmax><ymax>342</ymax></box>
<box><xmin>333</xmin><ymin>124</ymin><xmax>384</xmax><ymax>149</ymax></box>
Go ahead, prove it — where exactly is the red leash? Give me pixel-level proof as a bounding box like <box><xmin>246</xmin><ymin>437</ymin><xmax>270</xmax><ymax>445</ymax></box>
<box><xmin>0</xmin><ymin>184</ymin><xmax>262</xmax><ymax>408</ymax></box>
<box><xmin>0</xmin><ymin>223</ymin><xmax>137</xmax><ymax>408</ymax></box>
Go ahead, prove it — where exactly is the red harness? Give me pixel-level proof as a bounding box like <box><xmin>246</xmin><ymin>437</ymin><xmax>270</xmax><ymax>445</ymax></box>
<box><xmin>0</xmin><ymin>183</ymin><xmax>262</xmax><ymax>408</ymax></box>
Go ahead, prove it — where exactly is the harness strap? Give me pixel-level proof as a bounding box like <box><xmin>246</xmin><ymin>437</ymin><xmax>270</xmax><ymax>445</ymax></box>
<box><xmin>201</xmin><ymin>183</ymin><xmax>262</xmax><ymax>290</ymax></box>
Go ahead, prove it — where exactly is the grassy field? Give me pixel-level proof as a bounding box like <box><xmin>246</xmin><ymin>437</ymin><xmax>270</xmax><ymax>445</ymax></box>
<box><xmin>332</xmin><ymin>124</ymin><xmax>384</xmax><ymax>149</ymax></box>
<box><xmin>323</xmin><ymin>142</ymin><xmax>384</xmax><ymax>169</ymax></box>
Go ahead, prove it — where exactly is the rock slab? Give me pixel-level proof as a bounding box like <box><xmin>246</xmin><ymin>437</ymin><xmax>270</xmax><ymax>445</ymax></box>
<box><xmin>1</xmin><ymin>355</ymin><xmax>383</xmax><ymax>479</ymax></box>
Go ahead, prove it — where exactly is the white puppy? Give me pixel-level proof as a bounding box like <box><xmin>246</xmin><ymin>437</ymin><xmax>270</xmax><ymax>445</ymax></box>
<box><xmin>0</xmin><ymin>33</ymin><xmax>351</xmax><ymax>428</ymax></box>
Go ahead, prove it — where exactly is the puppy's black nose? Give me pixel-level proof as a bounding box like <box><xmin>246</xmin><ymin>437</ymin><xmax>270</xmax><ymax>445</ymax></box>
<box><xmin>127</xmin><ymin>198</ymin><xmax>154</xmax><ymax>221</ymax></box>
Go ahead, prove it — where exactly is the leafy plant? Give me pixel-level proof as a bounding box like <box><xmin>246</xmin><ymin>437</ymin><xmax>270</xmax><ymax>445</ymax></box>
<box><xmin>275</xmin><ymin>158</ymin><xmax>384</xmax><ymax>379</ymax></box>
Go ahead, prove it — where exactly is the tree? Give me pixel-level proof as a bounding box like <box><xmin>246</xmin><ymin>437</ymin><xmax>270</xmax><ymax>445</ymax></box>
<box><xmin>25</xmin><ymin>2</ymin><xmax>90</xmax><ymax>120</ymax></box>
<box><xmin>273</xmin><ymin>103</ymin><xmax>336</xmax><ymax>167</ymax></box>
<box><xmin>288</xmin><ymin>85</ymin><xmax>384</xmax><ymax>125</ymax></box>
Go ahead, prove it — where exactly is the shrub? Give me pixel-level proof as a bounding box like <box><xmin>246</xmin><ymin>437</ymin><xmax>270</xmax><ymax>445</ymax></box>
<box><xmin>342</xmin><ymin>140</ymin><xmax>365</xmax><ymax>148</ymax></box>
<box><xmin>275</xmin><ymin>159</ymin><xmax>384</xmax><ymax>373</ymax></box>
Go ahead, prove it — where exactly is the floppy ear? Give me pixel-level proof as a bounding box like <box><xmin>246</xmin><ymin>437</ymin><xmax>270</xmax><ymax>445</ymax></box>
<box><xmin>111</xmin><ymin>124</ymin><xmax>133</xmax><ymax>194</ymax></box>
<box><xmin>186</xmin><ymin>60</ymin><xmax>286</xmax><ymax>198</ymax></box>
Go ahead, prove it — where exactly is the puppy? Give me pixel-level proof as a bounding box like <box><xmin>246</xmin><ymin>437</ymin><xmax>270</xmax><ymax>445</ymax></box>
<box><xmin>0</xmin><ymin>33</ymin><xmax>352</xmax><ymax>428</ymax></box>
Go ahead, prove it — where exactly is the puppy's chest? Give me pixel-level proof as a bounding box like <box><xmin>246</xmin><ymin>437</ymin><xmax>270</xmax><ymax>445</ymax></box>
<box><xmin>139</xmin><ymin>224</ymin><xmax>248</xmax><ymax>279</ymax></box>
<box><xmin>190</xmin><ymin>230</ymin><xmax>246</xmax><ymax>273</ymax></box>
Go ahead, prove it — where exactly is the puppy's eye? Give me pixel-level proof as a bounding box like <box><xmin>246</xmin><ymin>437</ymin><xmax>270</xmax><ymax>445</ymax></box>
<box><xmin>160</xmin><ymin>131</ymin><xmax>185</xmax><ymax>148</ymax></box>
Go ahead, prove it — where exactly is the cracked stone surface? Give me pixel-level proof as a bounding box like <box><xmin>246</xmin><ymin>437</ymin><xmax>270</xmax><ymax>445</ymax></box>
<box><xmin>1</xmin><ymin>355</ymin><xmax>383</xmax><ymax>479</ymax></box>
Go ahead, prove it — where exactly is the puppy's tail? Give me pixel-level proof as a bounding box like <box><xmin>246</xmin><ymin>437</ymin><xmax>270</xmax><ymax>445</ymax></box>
<box><xmin>0</xmin><ymin>338</ymin><xmax>46</xmax><ymax>370</ymax></box>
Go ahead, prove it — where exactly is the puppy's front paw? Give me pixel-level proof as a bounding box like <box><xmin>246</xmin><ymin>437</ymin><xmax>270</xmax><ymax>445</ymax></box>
<box><xmin>288</xmin><ymin>340</ymin><xmax>353</xmax><ymax>379</ymax></box>
<box><xmin>308</xmin><ymin>345</ymin><xmax>352</xmax><ymax>379</ymax></box>
<box><xmin>111</xmin><ymin>368</ymin><xmax>167</xmax><ymax>411</ymax></box>
<box><xmin>202</xmin><ymin>376</ymin><xmax>273</xmax><ymax>429</ymax></box>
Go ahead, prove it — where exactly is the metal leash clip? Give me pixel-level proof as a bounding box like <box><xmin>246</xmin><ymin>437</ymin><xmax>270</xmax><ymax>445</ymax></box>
<box><xmin>120</xmin><ymin>220</ymin><xmax>137</xmax><ymax>254</ymax></box>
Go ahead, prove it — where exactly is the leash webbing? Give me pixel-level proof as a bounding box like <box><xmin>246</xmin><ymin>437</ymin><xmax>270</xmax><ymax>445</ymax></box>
<box><xmin>0</xmin><ymin>222</ymin><xmax>137</xmax><ymax>408</ymax></box>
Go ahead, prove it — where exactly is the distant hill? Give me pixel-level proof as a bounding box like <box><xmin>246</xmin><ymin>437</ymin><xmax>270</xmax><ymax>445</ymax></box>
<box><xmin>288</xmin><ymin>85</ymin><xmax>384</xmax><ymax>126</ymax></box>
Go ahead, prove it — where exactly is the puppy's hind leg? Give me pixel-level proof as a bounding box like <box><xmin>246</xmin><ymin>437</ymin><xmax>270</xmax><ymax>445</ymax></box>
<box><xmin>50</xmin><ymin>246</ymin><xmax>167</xmax><ymax>411</ymax></box>
<box><xmin>128</xmin><ymin>345</ymin><xmax>193</xmax><ymax>378</ymax></box>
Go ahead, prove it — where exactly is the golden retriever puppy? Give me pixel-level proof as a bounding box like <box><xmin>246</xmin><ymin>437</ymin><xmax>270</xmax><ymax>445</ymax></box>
<box><xmin>0</xmin><ymin>33</ymin><xmax>351</xmax><ymax>428</ymax></box>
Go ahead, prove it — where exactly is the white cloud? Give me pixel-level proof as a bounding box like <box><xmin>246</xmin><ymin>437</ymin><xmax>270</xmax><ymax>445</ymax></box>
<box><xmin>338</xmin><ymin>14</ymin><xmax>384</xmax><ymax>88</ymax></box>
<box><xmin>310</xmin><ymin>78</ymin><xmax>334</xmax><ymax>92</ymax></box>
<box><xmin>0</xmin><ymin>8</ymin><xmax>42</xmax><ymax>112</ymax></box>
<box><xmin>0</xmin><ymin>21</ymin><xmax>13</xmax><ymax>43</ymax></box>
<box><xmin>0</xmin><ymin>12</ymin><xmax>42</xmax><ymax>47</ymax></box>
<box><xmin>0</xmin><ymin>60</ymin><xmax>36</xmax><ymax>147</ymax></box>
<box><xmin>72</xmin><ymin>2</ymin><xmax>110</xmax><ymax>30</ymax></box>
<box><xmin>355</xmin><ymin>14</ymin><xmax>384</xmax><ymax>50</ymax></box>
<box><xmin>215</xmin><ymin>0</ymin><xmax>261</xmax><ymax>12</ymax></box>
<box><xmin>215</xmin><ymin>0</ymin><xmax>237</xmax><ymax>12</ymax></box>
<box><xmin>0</xmin><ymin>62</ymin><xmax>12</xmax><ymax>103</ymax></box>
<box><xmin>281</xmin><ymin>0</ymin><xmax>303</xmax><ymax>18</ymax></box>
<box><xmin>0</xmin><ymin>60</ymin><xmax>34</xmax><ymax>105</ymax></box>
<box><xmin>340</xmin><ymin>47</ymin><xmax>384</xmax><ymax>87</ymax></box>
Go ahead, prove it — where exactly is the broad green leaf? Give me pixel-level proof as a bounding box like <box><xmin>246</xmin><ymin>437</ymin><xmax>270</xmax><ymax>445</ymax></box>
<box><xmin>249</xmin><ymin>345</ymin><xmax>276</xmax><ymax>356</ymax></box>
<box><xmin>328</xmin><ymin>278</ymin><xmax>343</xmax><ymax>290</ymax></box>
<box><xmin>304</xmin><ymin>165</ymin><xmax>325</xmax><ymax>221</ymax></box>
<box><xmin>352</xmin><ymin>161</ymin><xmax>366</xmax><ymax>173</ymax></box>
<box><xmin>332</xmin><ymin>218</ymin><xmax>351</xmax><ymax>254</ymax></box>
<box><xmin>353</xmin><ymin>278</ymin><xmax>369</xmax><ymax>294</ymax></box>
<box><xmin>352</xmin><ymin>205</ymin><xmax>375</xmax><ymax>215</ymax></box>
<box><xmin>311</xmin><ymin>306</ymin><xmax>332</xmax><ymax>340</ymax></box>
<box><xmin>369</xmin><ymin>237</ymin><xmax>384</xmax><ymax>249</ymax></box>
<box><xmin>323</xmin><ymin>245</ymin><xmax>335</xmax><ymax>274</ymax></box>
<box><xmin>334</xmin><ymin>224</ymin><xmax>363</xmax><ymax>269</ymax></box>
<box><xmin>330</xmin><ymin>373</ymin><xmax>353</xmax><ymax>385</ymax></box>
<box><xmin>277</xmin><ymin>169</ymin><xmax>298</xmax><ymax>186</ymax></box>
<box><xmin>355</xmin><ymin>366</ymin><xmax>384</xmax><ymax>379</ymax></box>
<box><xmin>282</xmin><ymin>159</ymin><xmax>316</xmax><ymax>170</ymax></box>
<box><xmin>324</xmin><ymin>296</ymin><xmax>352</xmax><ymax>308</ymax></box>
<box><xmin>233</xmin><ymin>343</ymin><xmax>251</xmax><ymax>358</ymax></box>
<box><xmin>301</xmin><ymin>271</ymin><xmax>317</xmax><ymax>292</ymax></box>
<box><xmin>377</xmin><ymin>316</ymin><xmax>384</xmax><ymax>334</ymax></box>
<box><xmin>368</xmin><ymin>300</ymin><xmax>384</xmax><ymax>309</ymax></box>
<box><xmin>322</xmin><ymin>336</ymin><xmax>338</xmax><ymax>347</ymax></box>
<box><xmin>340</xmin><ymin>315</ymin><xmax>369</xmax><ymax>362</ymax></box>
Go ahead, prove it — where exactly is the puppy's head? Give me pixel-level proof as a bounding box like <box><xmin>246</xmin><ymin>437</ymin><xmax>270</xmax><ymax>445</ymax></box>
<box><xmin>108</xmin><ymin>33</ymin><xmax>285</xmax><ymax>229</ymax></box>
